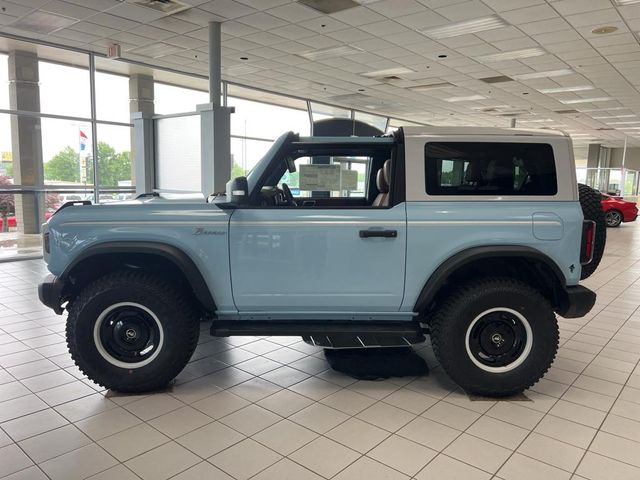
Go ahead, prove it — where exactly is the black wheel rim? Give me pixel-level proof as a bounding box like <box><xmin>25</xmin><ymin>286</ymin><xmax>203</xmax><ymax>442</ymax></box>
<box><xmin>98</xmin><ymin>305</ymin><xmax>161</xmax><ymax>364</ymax></box>
<box><xmin>467</xmin><ymin>310</ymin><xmax>529</xmax><ymax>370</ymax></box>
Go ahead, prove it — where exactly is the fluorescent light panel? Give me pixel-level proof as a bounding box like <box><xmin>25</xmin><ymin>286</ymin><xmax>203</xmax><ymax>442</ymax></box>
<box><xmin>421</xmin><ymin>15</ymin><xmax>508</xmax><ymax>39</ymax></box>
<box><xmin>538</xmin><ymin>85</ymin><xmax>594</xmax><ymax>94</ymax></box>
<box><xmin>580</xmin><ymin>107</ymin><xmax>628</xmax><ymax>112</ymax></box>
<box><xmin>478</xmin><ymin>48</ymin><xmax>547</xmax><ymax>62</ymax></box>
<box><xmin>362</xmin><ymin>67</ymin><xmax>414</xmax><ymax>78</ymax></box>
<box><xmin>299</xmin><ymin>45</ymin><xmax>364</xmax><ymax>60</ymax></box>
<box><xmin>444</xmin><ymin>95</ymin><xmax>487</xmax><ymax>102</ymax></box>
<box><xmin>513</xmin><ymin>69</ymin><xmax>574</xmax><ymax>80</ymax></box>
<box><xmin>616</xmin><ymin>0</ymin><xmax>640</xmax><ymax>6</ymax></box>
<box><xmin>592</xmin><ymin>115</ymin><xmax>637</xmax><ymax>119</ymax></box>
<box><xmin>409</xmin><ymin>82</ymin><xmax>455</xmax><ymax>91</ymax></box>
<box><xmin>560</xmin><ymin>97</ymin><xmax>614</xmax><ymax>104</ymax></box>
<box><xmin>609</xmin><ymin>121</ymin><xmax>640</xmax><ymax>124</ymax></box>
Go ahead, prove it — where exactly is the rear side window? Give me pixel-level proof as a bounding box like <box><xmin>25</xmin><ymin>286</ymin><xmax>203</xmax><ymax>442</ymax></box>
<box><xmin>425</xmin><ymin>142</ymin><xmax>557</xmax><ymax>196</ymax></box>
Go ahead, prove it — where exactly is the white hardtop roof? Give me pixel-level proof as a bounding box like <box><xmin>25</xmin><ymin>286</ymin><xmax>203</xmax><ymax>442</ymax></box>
<box><xmin>402</xmin><ymin>126</ymin><xmax>568</xmax><ymax>138</ymax></box>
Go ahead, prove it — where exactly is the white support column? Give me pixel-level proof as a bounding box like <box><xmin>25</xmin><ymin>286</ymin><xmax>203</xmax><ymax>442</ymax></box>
<box><xmin>200</xmin><ymin>21</ymin><xmax>233</xmax><ymax>196</ymax></box>
<box><xmin>130</xmin><ymin>74</ymin><xmax>155</xmax><ymax>194</ymax></box>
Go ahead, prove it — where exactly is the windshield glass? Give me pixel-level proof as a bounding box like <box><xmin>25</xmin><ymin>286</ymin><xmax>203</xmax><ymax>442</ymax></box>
<box><xmin>246</xmin><ymin>132</ymin><xmax>292</xmax><ymax>193</ymax></box>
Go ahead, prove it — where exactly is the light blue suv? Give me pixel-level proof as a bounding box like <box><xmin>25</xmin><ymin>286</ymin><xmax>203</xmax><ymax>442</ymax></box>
<box><xmin>38</xmin><ymin>127</ymin><xmax>605</xmax><ymax>397</ymax></box>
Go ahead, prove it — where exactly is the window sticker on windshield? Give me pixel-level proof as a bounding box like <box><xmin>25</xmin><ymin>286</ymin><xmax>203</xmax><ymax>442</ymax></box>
<box><xmin>299</xmin><ymin>164</ymin><xmax>342</xmax><ymax>190</ymax></box>
<box><xmin>340</xmin><ymin>170</ymin><xmax>358</xmax><ymax>190</ymax></box>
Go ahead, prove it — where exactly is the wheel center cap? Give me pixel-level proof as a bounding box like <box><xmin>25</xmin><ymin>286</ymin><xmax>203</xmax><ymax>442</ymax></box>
<box><xmin>125</xmin><ymin>328</ymin><xmax>137</xmax><ymax>341</ymax></box>
<box><xmin>490</xmin><ymin>333</ymin><xmax>504</xmax><ymax>347</ymax></box>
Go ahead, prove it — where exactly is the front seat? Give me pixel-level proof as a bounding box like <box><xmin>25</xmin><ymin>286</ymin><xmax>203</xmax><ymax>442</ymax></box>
<box><xmin>373</xmin><ymin>159</ymin><xmax>391</xmax><ymax>207</ymax></box>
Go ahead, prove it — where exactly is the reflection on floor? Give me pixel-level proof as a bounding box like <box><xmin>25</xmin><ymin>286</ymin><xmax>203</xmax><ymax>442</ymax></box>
<box><xmin>0</xmin><ymin>233</ymin><xmax>42</xmax><ymax>262</ymax></box>
<box><xmin>1</xmin><ymin>223</ymin><xmax>640</xmax><ymax>479</ymax></box>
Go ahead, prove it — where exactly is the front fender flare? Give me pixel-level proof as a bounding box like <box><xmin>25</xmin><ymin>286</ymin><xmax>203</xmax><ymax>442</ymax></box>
<box><xmin>62</xmin><ymin>241</ymin><xmax>216</xmax><ymax>312</ymax></box>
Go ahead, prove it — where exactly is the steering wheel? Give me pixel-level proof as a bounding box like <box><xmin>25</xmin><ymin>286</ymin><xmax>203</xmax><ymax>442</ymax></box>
<box><xmin>281</xmin><ymin>183</ymin><xmax>297</xmax><ymax>207</ymax></box>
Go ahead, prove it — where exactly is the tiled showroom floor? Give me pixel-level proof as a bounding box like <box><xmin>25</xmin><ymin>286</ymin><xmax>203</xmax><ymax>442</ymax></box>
<box><xmin>2</xmin><ymin>225</ymin><xmax>640</xmax><ymax>480</ymax></box>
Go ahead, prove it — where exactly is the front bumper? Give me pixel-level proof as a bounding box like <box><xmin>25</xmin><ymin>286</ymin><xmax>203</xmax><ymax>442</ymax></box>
<box><xmin>38</xmin><ymin>274</ymin><xmax>65</xmax><ymax>315</ymax></box>
<box><xmin>556</xmin><ymin>285</ymin><xmax>596</xmax><ymax>319</ymax></box>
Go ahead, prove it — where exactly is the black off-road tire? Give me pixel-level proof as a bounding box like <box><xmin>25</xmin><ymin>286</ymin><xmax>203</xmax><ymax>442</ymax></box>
<box><xmin>430</xmin><ymin>278</ymin><xmax>558</xmax><ymax>397</ymax></box>
<box><xmin>605</xmin><ymin>209</ymin><xmax>623</xmax><ymax>228</ymax></box>
<box><xmin>578</xmin><ymin>183</ymin><xmax>606</xmax><ymax>279</ymax></box>
<box><xmin>66</xmin><ymin>270</ymin><xmax>200</xmax><ymax>393</ymax></box>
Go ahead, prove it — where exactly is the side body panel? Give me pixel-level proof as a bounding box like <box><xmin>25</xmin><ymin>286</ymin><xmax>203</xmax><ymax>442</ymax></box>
<box><xmin>400</xmin><ymin>201</ymin><xmax>584</xmax><ymax>312</ymax></box>
<box><xmin>228</xmin><ymin>204</ymin><xmax>409</xmax><ymax>319</ymax></box>
<box><xmin>45</xmin><ymin>201</ymin><xmax>236</xmax><ymax>317</ymax></box>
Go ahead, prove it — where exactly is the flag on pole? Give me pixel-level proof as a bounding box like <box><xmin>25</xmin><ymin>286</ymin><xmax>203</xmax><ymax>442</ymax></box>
<box><xmin>79</xmin><ymin>130</ymin><xmax>88</xmax><ymax>152</ymax></box>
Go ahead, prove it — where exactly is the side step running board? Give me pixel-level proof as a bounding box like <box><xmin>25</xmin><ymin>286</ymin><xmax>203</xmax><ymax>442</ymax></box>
<box><xmin>210</xmin><ymin>321</ymin><xmax>426</xmax><ymax>349</ymax></box>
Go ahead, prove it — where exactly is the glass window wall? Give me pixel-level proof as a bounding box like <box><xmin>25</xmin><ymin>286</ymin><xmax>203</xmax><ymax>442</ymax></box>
<box><xmin>154</xmin><ymin>82</ymin><xmax>209</xmax><ymax>115</ymax></box>
<box><xmin>39</xmin><ymin>59</ymin><xmax>91</xmax><ymax>118</ymax></box>
<box><xmin>0</xmin><ymin>54</ymin><xmax>8</xmax><ymax>110</ymax></box>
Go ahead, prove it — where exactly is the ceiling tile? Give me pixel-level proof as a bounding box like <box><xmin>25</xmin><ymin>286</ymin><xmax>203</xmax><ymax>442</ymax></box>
<box><xmin>266</xmin><ymin>3</ymin><xmax>320</xmax><ymax>22</ymax></box>
<box><xmin>550</xmin><ymin>0</ymin><xmax>613</xmax><ymax>16</ymax></box>
<box><xmin>236</xmin><ymin>11</ymin><xmax>289</xmax><ymax>30</ymax></box>
<box><xmin>150</xmin><ymin>16</ymin><xmax>200</xmax><ymax>34</ymax></box>
<box><xmin>329</xmin><ymin>6</ymin><xmax>387</xmax><ymax>26</ymax></box>
<box><xmin>500</xmin><ymin>4</ymin><xmax>559</xmax><ymax>24</ymax></box>
<box><xmin>82</xmin><ymin>13</ymin><xmax>140</xmax><ymax>31</ymax></box>
<box><xmin>198</xmin><ymin>0</ymin><xmax>257</xmax><ymax>19</ymax></box>
<box><xmin>435</xmin><ymin>0</ymin><xmax>495</xmax><ymax>21</ymax></box>
<box><xmin>107</xmin><ymin>3</ymin><xmax>166</xmax><ymax>23</ymax></box>
<box><xmin>367</xmin><ymin>0</ymin><xmax>426</xmax><ymax>18</ymax></box>
<box><xmin>41</xmin><ymin>0</ymin><xmax>99</xmax><ymax>20</ymax></box>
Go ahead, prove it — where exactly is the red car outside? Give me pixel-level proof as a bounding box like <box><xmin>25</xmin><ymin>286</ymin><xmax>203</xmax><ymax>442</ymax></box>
<box><xmin>601</xmin><ymin>193</ymin><xmax>638</xmax><ymax>227</ymax></box>
<box><xmin>0</xmin><ymin>211</ymin><xmax>54</xmax><ymax>231</ymax></box>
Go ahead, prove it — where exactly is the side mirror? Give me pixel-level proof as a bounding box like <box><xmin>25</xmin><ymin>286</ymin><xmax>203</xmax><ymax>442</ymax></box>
<box><xmin>221</xmin><ymin>176</ymin><xmax>249</xmax><ymax>208</ymax></box>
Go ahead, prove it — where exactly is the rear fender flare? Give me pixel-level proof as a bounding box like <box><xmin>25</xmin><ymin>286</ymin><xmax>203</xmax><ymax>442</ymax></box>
<box><xmin>413</xmin><ymin>245</ymin><xmax>566</xmax><ymax>313</ymax></box>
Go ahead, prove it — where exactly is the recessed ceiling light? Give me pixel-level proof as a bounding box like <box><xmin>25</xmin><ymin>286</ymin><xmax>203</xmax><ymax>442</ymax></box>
<box><xmin>408</xmin><ymin>81</ymin><xmax>455</xmax><ymax>91</ymax></box>
<box><xmin>616</xmin><ymin>0</ymin><xmax>640</xmax><ymax>5</ymax></box>
<box><xmin>591</xmin><ymin>26</ymin><xmax>618</xmax><ymax>34</ymax></box>
<box><xmin>421</xmin><ymin>15</ymin><xmax>508</xmax><ymax>39</ymax></box>
<box><xmin>560</xmin><ymin>97</ymin><xmax>614</xmax><ymax>104</ymax></box>
<box><xmin>298</xmin><ymin>45</ymin><xmax>364</xmax><ymax>60</ymax></box>
<box><xmin>444</xmin><ymin>95</ymin><xmax>487</xmax><ymax>102</ymax></box>
<box><xmin>538</xmin><ymin>85</ymin><xmax>594</xmax><ymax>94</ymax></box>
<box><xmin>297</xmin><ymin>0</ymin><xmax>359</xmax><ymax>14</ymax></box>
<box><xmin>608</xmin><ymin>121</ymin><xmax>640</xmax><ymax>125</ymax></box>
<box><xmin>513</xmin><ymin>69</ymin><xmax>575</xmax><ymax>80</ymax></box>
<box><xmin>362</xmin><ymin>67</ymin><xmax>414</xmax><ymax>78</ymax></box>
<box><xmin>478</xmin><ymin>48</ymin><xmax>547</xmax><ymax>62</ymax></box>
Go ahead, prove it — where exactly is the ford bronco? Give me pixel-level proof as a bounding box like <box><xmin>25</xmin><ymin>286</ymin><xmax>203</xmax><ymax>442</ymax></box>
<box><xmin>38</xmin><ymin>127</ymin><xmax>605</xmax><ymax>397</ymax></box>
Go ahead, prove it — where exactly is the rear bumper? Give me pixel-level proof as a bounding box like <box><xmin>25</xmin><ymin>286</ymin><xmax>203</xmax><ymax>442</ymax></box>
<box><xmin>556</xmin><ymin>285</ymin><xmax>596</xmax><ymax>319</ymax></box>
<box><xmin>38</xmin><ymin>274</ymin><xmax>65</xmax><ymax>315</ymax></box>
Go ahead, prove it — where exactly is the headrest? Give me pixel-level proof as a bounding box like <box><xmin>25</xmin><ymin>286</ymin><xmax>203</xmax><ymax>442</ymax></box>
<box><xmin>464</xmin><ymin>161</ymin><xmax>481</xmax><ymax>183</ymax></box>
<box><xmin>377</xmin><ymin>159</ymin><xmax>391</xmax><ymax>193</ymax></box>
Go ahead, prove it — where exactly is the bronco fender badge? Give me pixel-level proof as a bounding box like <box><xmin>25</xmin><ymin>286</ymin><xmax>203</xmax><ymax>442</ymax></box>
<box><xmin>193</xmin><ymin>227</ymin><xmax>225</xmax><ymax>236</ymax></box>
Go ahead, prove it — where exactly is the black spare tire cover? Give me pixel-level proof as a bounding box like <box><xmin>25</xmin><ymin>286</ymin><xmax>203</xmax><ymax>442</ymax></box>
<box><xmin>578</xmin><ymin>183</ymin><xmax>606</xmax><ymax>280</ymax></box>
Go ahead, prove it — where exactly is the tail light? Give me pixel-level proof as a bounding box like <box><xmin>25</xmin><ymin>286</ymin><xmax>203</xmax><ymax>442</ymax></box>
<box><xmin>43</xmin><ymin>232</ymin><xmax>50</xmax><ymax>254</ymax></box>
<box><xmin>580</xmin><ymin>220</ymin><xmax>596</xmax><ymax>265</ymax></box>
